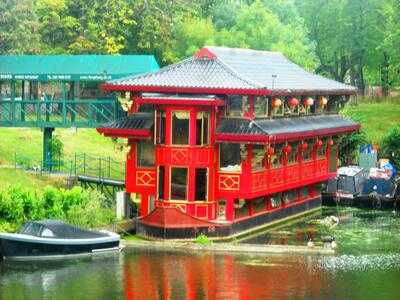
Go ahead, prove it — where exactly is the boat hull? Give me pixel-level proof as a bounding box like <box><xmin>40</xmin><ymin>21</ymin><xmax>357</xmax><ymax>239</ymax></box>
<box><xmin>0</xmin><ymin>233</ymin><xmax>120</xmax><ymax>260</ymax></box>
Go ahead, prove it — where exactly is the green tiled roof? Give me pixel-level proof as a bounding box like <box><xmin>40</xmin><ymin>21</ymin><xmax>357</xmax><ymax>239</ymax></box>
<box><xmin>0</xmin><ymin>55</ymin><xmax>159</xmax><ymax>81</ymax></box>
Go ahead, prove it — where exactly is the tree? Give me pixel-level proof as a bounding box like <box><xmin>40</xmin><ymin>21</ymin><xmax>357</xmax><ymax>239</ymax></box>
<box><xmin>380</xmin><ymin>125</ymin><xmax>400</xmax><ymax>168</ymax></box>
<box><xmin>35</xmin><ymin>0</ymin><xmax>80</xmax><ymax>54</ymax></box>
<box><xmin>296</xmin><ymin>0</ymin><xmax>389</xmax><ymax>91</ymax></box>
<box><xmin>0</xmin><ymin>0</ymin><xmax>40</xmax><ymax>54</ymax></box>
<box><xmin>339</xmin><ymin>130</ymin><xmax>368</xmax><ymax>166</ymax></box>
<box><xmin>171</xmin><ymin>16</ymin><xmax>215</xmax><ymax>60</ymax></box>
<box><xmin>214</xmin><ymin>0</ymin><xmax>316</xmax><ymax>69</ymax></box>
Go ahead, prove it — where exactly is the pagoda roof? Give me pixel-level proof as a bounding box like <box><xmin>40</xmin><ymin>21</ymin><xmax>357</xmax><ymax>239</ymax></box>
<box><xmin>96</xmin><ymin>113</ymin><xmax>153</xmax><ymax>138</ymax></box>
<box><xmin>103</xmin><ymin>46</ymin><xmax>357</xmax><ymax>95</ymax></box>
<box><xmin>216</xmin><ymin>115</ymin><xmax>360</xmax><ymax>143</ymax></box>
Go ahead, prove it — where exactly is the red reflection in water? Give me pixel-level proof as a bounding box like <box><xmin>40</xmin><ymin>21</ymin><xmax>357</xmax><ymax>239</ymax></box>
<box><xmin>124</xmin><ymin>252</ymin><xmax>328</xmax><ymax>300</ymax></box>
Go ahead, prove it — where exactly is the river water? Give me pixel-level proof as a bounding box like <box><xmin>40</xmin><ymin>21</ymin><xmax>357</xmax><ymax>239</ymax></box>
<box><xmin>1</xmin><ymin>207</ymin><xmax>400</xmax><ymax>300</ymax></box>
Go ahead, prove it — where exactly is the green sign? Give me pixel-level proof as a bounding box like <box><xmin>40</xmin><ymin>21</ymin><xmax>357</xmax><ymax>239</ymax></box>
<box><xmin>0</xmin><ymin>74</ymin><xmax>117</xmax><ymax>81</ymax></box>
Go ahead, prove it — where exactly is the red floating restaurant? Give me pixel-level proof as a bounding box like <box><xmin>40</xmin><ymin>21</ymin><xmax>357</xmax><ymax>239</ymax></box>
<box><xmin>97</xmin><ymin>46</ymin><xmax>360</xmax><ymax>239</ymax></box>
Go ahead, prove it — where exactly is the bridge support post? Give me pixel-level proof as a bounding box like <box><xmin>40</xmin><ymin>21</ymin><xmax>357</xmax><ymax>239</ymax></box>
<box><xmin>43</xmin><ymin>127</ymin><xmax>55</xmax><ymax>171</ymax></box>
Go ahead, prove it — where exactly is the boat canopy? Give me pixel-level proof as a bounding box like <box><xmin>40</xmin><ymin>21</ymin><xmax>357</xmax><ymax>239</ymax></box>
<box><xmin>19</xmin><ymin>220</ymin><xmax>107</xmax><ymax>239</ymax></box>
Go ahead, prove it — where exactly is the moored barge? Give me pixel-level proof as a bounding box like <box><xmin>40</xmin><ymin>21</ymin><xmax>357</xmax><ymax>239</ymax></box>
<box><xmin>97</xmin><ymin>46</ymin><xmax>360</xmax><ymax>238</ymax></box>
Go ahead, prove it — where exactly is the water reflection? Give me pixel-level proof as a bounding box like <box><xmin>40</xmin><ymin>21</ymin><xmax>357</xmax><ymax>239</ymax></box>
<box><xmin>122</xmin><ymin>250</ymin><xmax>330</xmax><ymax>300</ymax></box>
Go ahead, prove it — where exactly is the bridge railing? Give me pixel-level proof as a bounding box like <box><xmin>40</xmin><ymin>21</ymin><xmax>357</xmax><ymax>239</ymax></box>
<box><xmin>0</xmin><ymin>98</ymin><xmax>124</xmax><ymax>128</ymax></box>
<box><xmin>14</xmin><ymin>152</ymin><xmax>125</xmax><ymax>180</ymax></box>
<box><xmin>69</xmin><ymin>153</ymin><xmax>125</xmax><ymax>180</ymax></box>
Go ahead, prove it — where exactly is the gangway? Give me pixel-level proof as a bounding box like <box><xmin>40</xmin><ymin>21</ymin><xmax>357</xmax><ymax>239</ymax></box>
<box><xmin>0</xmin><ymin>54</ymin><xmax>159</xmax><ymax>169</ymax></box>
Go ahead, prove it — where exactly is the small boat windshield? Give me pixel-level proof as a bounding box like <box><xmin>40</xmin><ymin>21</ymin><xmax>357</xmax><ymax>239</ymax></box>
<box><xmin>337</xmin><ymin>176</ymin><xmax>356</xmax><ymax>193</ymax></box>
<box><xmin>41</xmin><ymin>228</ymin><xmax>55</xmax><ymax>237</ymax></box>
<box><xmin>19</xmin><ymin>222</ymin><xmax>43</xmax><ymax>236</ymax></box>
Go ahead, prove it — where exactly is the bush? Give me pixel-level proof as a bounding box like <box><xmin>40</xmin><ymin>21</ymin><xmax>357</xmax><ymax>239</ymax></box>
<box><xmin>195</xmin><ymin>233</ymin><xmax>212</xmax><ymax>245</ymax></box>
<box><xmin>380</xmin><ymin>125</ymin><xmax>400</xmax><ymax>169</ymax></box>
<box><xmin>339</xmin><ymin>130</ymin><xmax>368</xmax><ymax>166</ymax></box>
<box><xmin>0</xmin><ymin>185</ymin><xmax>115</xmax><ymax>232</ymax></box>
<box><xmin>49</xmin><ymin>135</ymin><xmax>64</xmax><ymax>160</ymax></box>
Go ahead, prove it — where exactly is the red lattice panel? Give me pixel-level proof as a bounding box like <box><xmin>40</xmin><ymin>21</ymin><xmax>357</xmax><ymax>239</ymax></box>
<box><xmin>252</xmin><ymin>172</ymin><xmax>267</xmax><ymax>191</ymax></box>
<box><xmin>171</xmin><ymin>148</ymin><xmax>189</xmax><ymax>165</ymax></box>
<box><xmin>219</xmin><ymin>174</ymin><xmax>240</xmax><ymax>191</ymax></box>
<box><xmin>302</xmin><ymin>162</ymin><xmax>315</xmax><ymax>180</ymax></box>
<box><xmin>269</xmin><ymin>169</ymin><xmax>285</xmax><ymax>187</ymax></box>
<box><xmin>136</xmin><ymin>170</ymin><xmax>156</xmax><ymax>187</ymax></box>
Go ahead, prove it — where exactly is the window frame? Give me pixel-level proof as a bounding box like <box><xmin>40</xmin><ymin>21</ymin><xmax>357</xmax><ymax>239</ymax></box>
<box><xmin>136</xmin><ymin>139</ymin><xmax>155</xmax><ymax>167</ymax></box>
<box><xmin>169</xmin><ymin>167</ymin><xmax>189</xmax><ymax>201</ymax></box>
<box><xmin>254</xmin><ymin>96</ymin><xmax>269</xmax><ymax>118</ymax></box>
<box><xmin>171</xmin><ymin>110</ymin><xmax>190</xmax><ymax>146</ymax></box>
<box><xmin>196</xmin><ymin>111</ymin><xmax>210</xmax><ymax>146</ymax></box>
<box><xmin>195</xmin><ymin>168</ymin><xmax>208</xmax><ymax>201</ymax></box>
<box><xmin>219</xmin><ymin>143</ymin><xmax>242</xmax><ymax>172</ymax></box>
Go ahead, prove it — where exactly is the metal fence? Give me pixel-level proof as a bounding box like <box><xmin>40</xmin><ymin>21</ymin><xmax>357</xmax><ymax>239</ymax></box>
<box><xmin>14</xmin><ymin>152</ymin><xmax>125</xmax><ymax>180</ymax></box>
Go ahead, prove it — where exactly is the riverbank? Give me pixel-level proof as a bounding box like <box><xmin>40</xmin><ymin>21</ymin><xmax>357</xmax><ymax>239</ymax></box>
<box><xmin>122</xmin><ymin>239</ymin><xmax>335</xmax><ymax>255</ymax></box>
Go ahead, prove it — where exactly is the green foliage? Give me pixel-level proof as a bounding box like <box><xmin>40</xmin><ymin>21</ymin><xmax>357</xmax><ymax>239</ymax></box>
<box><xmin>339</xmin><ymin>131</ymin><xmax>368</xmax><ymax>166</ymax></box>
<box><xmin>195</xmin><ymin>233</ymin><xmax>212</xmax><ymax>245</ymax></box>
<box><xmin>49</xmin><ymin>135</ymin><xmax>64</xmax><ymax>160</ymax></box>
<box><xmin>380</xmin><ymin>125</ymin><xmax>400</xmax><ymax>168</ymax></box>
<box><xmin>0</xmin><ymin>0</ymin><xmax>40</xmax><ymax>54</ymax></box>
<box><xmin>0</xmin><ymin>185</ymin><xmax>115</xmax><ymax>232</ymax></box>
<box><xmin>3</xmin><ymin>0</ymin><xmax>400</xmax><ymax>91</ymax></box>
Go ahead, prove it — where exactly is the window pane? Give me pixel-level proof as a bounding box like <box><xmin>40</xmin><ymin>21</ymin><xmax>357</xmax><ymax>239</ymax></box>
<box><xmin>270</xmin><ymin>144</ymin><xmax>284</xmax><ymax>168</ymax></box>
<box><xmin>253</xmin><ymin>197</ymin><xmax>266</xmax><ymax>213</ymax></box>
<box><xmin>139</xmin><ymin>104</ymin><xmax>154</xmax><ymax>112</ymax></box>
<box><xmin>226</xmin><ymin>95</ymin><xmax>248</xmax><ymax>116</ymax></box>
<box><xmin>252</xmin><ymin>145</ymin><xmax>265</xmax><ymax>171</ymax></box>
<box><xmin>283</xmin><ymin>190</ymin><xmax>297</xmax><ymax>204</ymax></box>
<box><xmin>270</xmin><ymin>193</ymin><xmax>281</xmax><ymax>208</ymax></box>
<box><xmin>234</xmin><ymin>199</ymin><xmax>250</xmax><ymax>219</ymax></box>
<box><xmin>196</xmin><ymin>112</ymin><xmax>209</xmax><ymax>145</ymax></box>
<box><xmin>220</xmin><ymin>143</ymin><xmax>242</xmax><ymax>171</ymax></box>
<box><xmin>254</xmin><ymin>97</ymin><xmax>267</xmax><ymax>116</ymax></box>
<box><xmin>202</xmin><ymin>113</ymin><xmax>209</xmax><ymax>145</ymax></box>
<box><xmin>172</xmin><ymin>112</ymin><xmax>189</xmax><ymax>145</ymax></box>
<box><xmin>156</xmin><ymin>111</ymin><xmax>165</xmax><ymax>144</ymax></box>
<box><xmin>195</xmin><ymin>168</ymin><xmax>207</xmax><ymax>201</ymax></box>
<box><xmin>171</xmin><ymin>168</ymin><xmax>187</xmax><ymax>200</ymax></box>
<box><xmin>317</xmin><ymin>137</ymin><xmax>328</xmax><ymax>158</ymax></box>
<box><xmin>303</xmin><ymin>139</ymin><xmax>315</xmax><ymax>161</ymax></box>
<box><xmin>137</xmin><ymin>140</ymin><xmax>155</xmax><ymax>167</ymax></box>
<box><xmin>287</xmin><ymin>142</ymin><xmax>299</xmax><ymax>165</ymax></box>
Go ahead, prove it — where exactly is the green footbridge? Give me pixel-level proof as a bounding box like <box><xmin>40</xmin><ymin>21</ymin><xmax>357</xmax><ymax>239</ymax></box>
<box><xmin>0</xmin><ymin>55</ymin><xmax>159</xmax><ymax>170</ymax></box>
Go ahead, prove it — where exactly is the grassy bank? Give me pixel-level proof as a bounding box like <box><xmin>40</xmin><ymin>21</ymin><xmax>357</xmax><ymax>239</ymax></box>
<box><xmin>341</xmin><ymin>97</ymin><xmax>400</xmax><ymax>144</ymax></box>
<box><xmin>0</xmin><ymin>127</ymin><xmax>126</xmax><ymax>166</ymax></box>
<box><xmin>0</xmin><ymin>168</ymin><xmax>65</xmax><ymax>189</ymax></box>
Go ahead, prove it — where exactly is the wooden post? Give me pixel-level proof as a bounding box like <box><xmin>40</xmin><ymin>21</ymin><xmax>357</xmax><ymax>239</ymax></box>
<box><xmin>11</xmin><ymin>80</ymin><xmax>15</xmax><ymax>121</ymax></box>
<box><xmin>163</xmin><ymin>166</ymin><xmax>170</xmax><ymax>200</ymax></box>
<box><xmin>21</xmin><ymin>80</ymin><xmax>25</xmax><ymax>121</ymax></box>
<box><xmin>225</xmin><ymin>197</ymin><xmax>234</xmax><ymax>221</ymax></box>
<box><xmin>189</xmin><ymin>110</ymin><xmax>197</xmax><ymax>145</ymax></box>
<box><xmin>42</xmin><ymin>127</ymin><xmax>55</xmax><ymax>171</ymax></box>
<box><xmin>165</xmin><ymin>110</ymin><xmax>172</xmax><ymax>145</ymax></box>
<box><xmin>187</xmin><ymin>167</ymin><xmax>196</xmax><ymax>216</ymax></box>
<box><xmin>140</xmin><ymin>193</ymin><xmax>149</xmax><ymax>217</ymax></box>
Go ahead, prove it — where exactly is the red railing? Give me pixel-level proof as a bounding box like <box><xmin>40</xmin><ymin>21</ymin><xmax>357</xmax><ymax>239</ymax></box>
<box><xmin>218</xmin><ymin>158</ymin><xmax>332</xmax><ymax>198</ymax></box>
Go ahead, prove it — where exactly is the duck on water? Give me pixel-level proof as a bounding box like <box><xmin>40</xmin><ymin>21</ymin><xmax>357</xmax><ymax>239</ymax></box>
<box><xmin>0</xmin><ymin>220</ymin><xmax>121</xmax><ymax>261</ymax></box>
